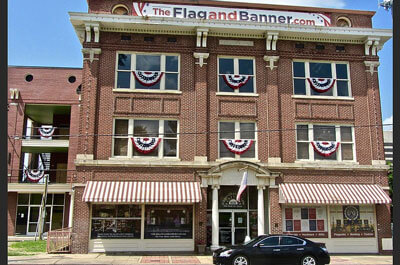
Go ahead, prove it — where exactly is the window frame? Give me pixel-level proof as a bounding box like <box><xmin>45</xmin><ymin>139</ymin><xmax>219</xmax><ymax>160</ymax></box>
<box><xmin>218</xmin><ymin>121</ymin><xmax>258</xmax><ymax>160</ymax></box>
<box><xmin>114</xmin><ymin>51</ymin><xmax>180</xmax><ymax>91</ymax></box>
<box><xmin>295</xmin><ymin>123</ymin><xmax>356</xmax><ymax>162</ymax></box>
<box><xmin>217</xmin><ymin>56</ymin><xmax>256</xmax><ymax>94</ymax></box>
<box><xmin>112</xmin><ymin>118</ymin><xmax>179</xmax><ymax>159</ymax></box>
<box><xmin>292</xmin><ymin>60</ymin><xmax>352</xmax><ymax>98</ymax></box>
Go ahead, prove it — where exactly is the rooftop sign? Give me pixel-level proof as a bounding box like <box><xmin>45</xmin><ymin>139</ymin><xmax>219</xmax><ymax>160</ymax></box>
<box><xmin>133</xmin><ymin>2</ymin><xmax>331</xmax><ymax>26</ymax></box>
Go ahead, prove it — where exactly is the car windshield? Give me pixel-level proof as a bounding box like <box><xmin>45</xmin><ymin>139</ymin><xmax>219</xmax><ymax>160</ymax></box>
<box><xmin>242</xmin><ymin>236</ymin><xmax>264</xmax><ymax>246</ymax></box>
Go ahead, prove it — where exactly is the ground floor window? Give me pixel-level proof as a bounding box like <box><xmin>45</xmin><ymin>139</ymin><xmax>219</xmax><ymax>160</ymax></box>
<box><xmin>16</xmin><ymin>193</ymin><xmax>65</xmax><ymax>235</ymax></box>
<box><xmin>145</xmin><ymin>205</ymin><xmax>193</xmax><ymax>239</ymax></box>
<box><xmin>91</xmin><ymin>205</ymin><xmax>141</xmax><ymax>239</ymax></box>
<box><xmin>283</xmin><ymin>206</ymin><xmax>328</xmax><ymax>238</ymax></box>
<box><xmin>330</xmin><ymin>205</ymin><xmax>375</xmax><ymax>237</ymax></box>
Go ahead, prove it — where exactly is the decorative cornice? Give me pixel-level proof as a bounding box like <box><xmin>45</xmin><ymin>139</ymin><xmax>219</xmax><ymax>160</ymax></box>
<box><xmin>265</xmin><ymin>32</ymin><xmax>279</xmax><ymax>51</ymax></box>
<box><xmin>82</xmin><ymin>48</ymin><xmax>102</xmax><ymax>63</ymax></box>
<box><xmin>196</xmin><ymin>28</ymin><xmax>209</xmax><ymax>48</ymax></box>
<box><xmin>364</xmin><ymin>60</ymin><xmax>380</xmax><ymax>75</ymax></box>
<box><xmin>364</xmin><ymin>36</ymin><xmax>380</xmax><ymax>56</ymax></box>
<box><xmin>193</xmin><ymin>52</ymin><xmax>209</xmax><ymax>67</ymax></box>
<box><xmin>263</xmin><ymin>55</ymin><xmax>279</xmax><ymax>70</ymax></box>
<box><xmin>8</xmin><ymin>183</ymin><xmax>72</xmax><ymax>193</ymax></box>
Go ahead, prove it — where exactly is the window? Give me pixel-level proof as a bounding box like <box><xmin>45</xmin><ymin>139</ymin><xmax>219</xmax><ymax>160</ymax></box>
<box><xmin>116</xmin><ymin>53</ymin><xmax>179</xmax><ymax>91</ymax></box>
<box><xmin>218</xmin><ymin>57</ymin><xmax>255</xmax><ymax>93</ymax></box>
<box><xmin>258</xmin><ymin>236</ymin><xmax>279</xmax><ymax>246</ymax></box>
<box><xmin>113</xmin><ymin>119</ymin><xmax>178</xmax><ymax>158</ymax></box>
<box><xmin>296</xmin><ymin>124</ymin><xmax>355</xmax><ymax>161</ymax></box>
<box><xmin>293</xmin><ymin>61</ymin><xmax>351</xmax><ymax>97</ymax></box>
<box><xmin>91</xmin><ymin>205</ymin><xmax>141</xmax><ymax>239</ymax></box>
<box><xmin>144</xmin><ymin>205</ymin><xmax>193</xmax><ymax>239</ymax></box>
<box><xmin>283</xmin><ymin>206</ymin><xmax>328</xmax><ymax>238</ymax></box>
<box><xmin>219</xmin><ymin>121</ymin><xmax>256</xmax><ymax>159</ymax></box>
<box><xmin>280</xmin><ymin>236</ymin><xmax>304</xmax><ymax>246</ymax></box>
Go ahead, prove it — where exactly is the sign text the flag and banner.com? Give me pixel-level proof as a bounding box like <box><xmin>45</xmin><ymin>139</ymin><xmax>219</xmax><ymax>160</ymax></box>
<box><xmin>132</xmin><ymin>2</ymin><xmax>331</xmax><ymax>26</ymax></box>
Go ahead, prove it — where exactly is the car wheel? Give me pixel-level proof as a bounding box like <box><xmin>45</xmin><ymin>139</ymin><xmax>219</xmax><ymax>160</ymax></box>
<box><xmin>300</xmin><ymin>255</ymin><xmax>318</xmax><ymax>265</ymax></box>
<box><xmin>232</xmin><ymin>255</ymin><xmax>249</xmax><ymax>265</ymax></box>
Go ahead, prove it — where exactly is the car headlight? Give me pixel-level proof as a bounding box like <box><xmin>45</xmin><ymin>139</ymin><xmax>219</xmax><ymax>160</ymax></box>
<box><xmin>219</xmin><ymin>249</ymin><xmax>233</xmax><ymax>257</ymax></box>
<box><xmin>321</xmin><ymin>247</ymin><xmax>328</xmax><ymax>253</ymax></box>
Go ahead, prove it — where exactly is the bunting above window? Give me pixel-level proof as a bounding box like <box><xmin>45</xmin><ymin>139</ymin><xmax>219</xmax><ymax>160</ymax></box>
<box><xmin>311</xmin><ymin>141</ymin><xmax>340</xmax><ymax>157</ymax></box>
<box><xmin>223</xmin><ymin>139</ymin><xmax>253</xmax><ymax>155</ymax></box>
<box><xmin>131</xmin><ymin>137</ymin><xmax>161</xmax><ymax>154</ymax></box>
<box><xmin>307</xmin><ymin>78</ymin><xmax>336</xmax><ymax>93</ymax></box>
<box><xmin>133</xmin><ymin>71</ymin><xmax>164</xmax><ymax>86</ymax></box>
<box><xmin>38</xmin><ymin>126</ymin><xmax>55</xmax><ymax>138</ymax></box>
<box><xmin>222</xmin><ymin>74</ymin><xmax>250</xmax><ymax>89</ymax></box>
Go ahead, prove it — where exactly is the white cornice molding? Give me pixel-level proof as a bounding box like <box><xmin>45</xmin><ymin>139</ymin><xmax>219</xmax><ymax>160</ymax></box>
<box><xmin>82</xmin><ymin>48</ymin><xmax>102</xmax><ymax>63</ymax></box>
<box><xmin>8</xmin><ymin>183</ymin><xmax>72</xmax><ymax>193</ymax></box>
<box><xmin>69</xmin><ymin>12</ymin><xmax>392</xmax><ymax>45</ymax></box>
<box><xmin>263</xmin><ymin>55</ymin><xmax>279</xmax><ymax>70</ymax></box>
<box><xmin>364</xmin><ymin>60</ymin><xmax>380</xmax><ymax>75</ymax></box>
<box><xmin>193</xmin><ymin>52</ymin><xmax>209</xmax><ymax>67</ymax></box>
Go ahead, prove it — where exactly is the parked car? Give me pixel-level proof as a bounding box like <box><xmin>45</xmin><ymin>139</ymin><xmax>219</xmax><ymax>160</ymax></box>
<box><xmin>213</xmin><ymin>234</ymin><xmax>330</xmax><ymax>265</ymax></box>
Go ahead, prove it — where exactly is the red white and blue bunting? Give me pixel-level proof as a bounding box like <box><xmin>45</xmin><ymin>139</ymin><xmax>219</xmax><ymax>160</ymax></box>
<box><xmin>222</xmin><ymin>74</ymin><xmax>250</xmax><ymax>89</ymax></box>
<box><xmin>38</xmin><ymin>126</ymin><xmax>55</xmax><ymax>138</ymax></box>
<box><xmin>131</xmin><ymin>137</ymin><xmax>161</xmax><ymax>154</ymax></box>
<box><xmin>223</xmin><ymin>139</ymin><xmax>253</xmax><ymax>155</ymax></box>
<box><xmin>307</xmin><ymin>78</ymin><xmax>336</xmax><ymax>93</ymax></box>
<box><xmin>133</xmin><ymin>71</ymin><xmax>164</xmax><ymax>87</ymax></box>
<box><xmin>24</xmin><ymin>168</ymin><xmax>45</xmax><ymax>183</ymax></box>
<box><xmin>311</xmin><ymin>141</ymin><xmax>340</xmax><ymax>157</ymax></box>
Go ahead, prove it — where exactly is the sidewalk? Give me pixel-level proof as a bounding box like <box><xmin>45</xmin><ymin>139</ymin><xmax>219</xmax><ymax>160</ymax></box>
<box><xmin>8</xmin><ymin>253</ymin><xmax>393</xmax><ymax>264</ymax></box>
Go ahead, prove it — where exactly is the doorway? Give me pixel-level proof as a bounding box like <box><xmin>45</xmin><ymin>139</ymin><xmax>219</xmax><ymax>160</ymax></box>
<box><xmin>219</xmin><ymin>210</ymin><xmax>248</xmax><ymax>245</ymax></box>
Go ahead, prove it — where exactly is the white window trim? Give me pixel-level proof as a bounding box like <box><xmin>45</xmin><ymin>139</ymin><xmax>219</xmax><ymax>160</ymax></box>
<box><xmin>217</xmin><ymin>56</ymin><xmax>257</xmax><ymax>94</ymax></box>
<box><xmin>218</xmin><ymin>121</ymin><xmax>258</xmax><ymax>161</ymax></box>
<box><xmin>112</xmin><ymin>118</ymin><xmax>179</xmax><ymax>159</ymax></box>
<box><xmin>295</xmin><ymin>123</ymin><xmax>357</xmax><ymax>163</ymax></box>
<box><xmin>114</xmin><ymin>51</ymin><xmax>180</xmax><ymax>91</ymax></box>
<box><xmin>292</xmin><ymin>60</ymin><xmax>352</xmax><ymax>98</ymax></box>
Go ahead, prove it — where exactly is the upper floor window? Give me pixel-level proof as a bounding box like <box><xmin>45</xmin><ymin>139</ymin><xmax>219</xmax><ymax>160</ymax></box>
<box><xmin>219</xmin><ymin>121</ymin><xmax>256</xmax><ymax>159</ymax></box>
<box><xmin>113</xmin><ymin>119</ymin><xmax>178</xmax><ymax>158</ymax></box>
<box><xmin>296</xmin><ymin>124</ymin><xmax>355</xmax><ymax>162</ymax></box>
<box><xmin>293</xmin><ymin>61</ymin><xmax>351</xmax><ymax>97</ymax></box>
<box><xmin>218</xmin><ymin>57</ymin><xmax>255</xmax><ymax>94</ymax></box>
<box><xmin>116</xmin><ymin>53</ymin><xmax>179</xmax><ymax>91</ymax></box>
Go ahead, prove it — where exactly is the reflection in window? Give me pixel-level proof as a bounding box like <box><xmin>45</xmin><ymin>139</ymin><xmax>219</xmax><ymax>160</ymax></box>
<box><xmin>219</xmin><ymin>121</ymin><xmax>256</xmax><ymax>159</ymax></box>
<box><xmin>218</xmin><ymin>58</ymin><xmax>255</xmax><ymax>93</ymax></box>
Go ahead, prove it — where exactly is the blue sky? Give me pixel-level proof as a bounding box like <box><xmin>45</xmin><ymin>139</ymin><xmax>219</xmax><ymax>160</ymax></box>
<box><xmin>8</xmin><ymin>0</ymin><xmax>393</xmax><ymax>129</ymax></box>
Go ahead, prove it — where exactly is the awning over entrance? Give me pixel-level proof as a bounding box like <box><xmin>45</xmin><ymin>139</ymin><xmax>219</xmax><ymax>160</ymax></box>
<box><xmin>82</xmin><ymin>181</ymin><xmax>202</xmax><ymax>203</ymax></box>
<box><xmin>279</xmin><ymin>183</ymin><xmax>391</xmax><ymax>204</ymax></box>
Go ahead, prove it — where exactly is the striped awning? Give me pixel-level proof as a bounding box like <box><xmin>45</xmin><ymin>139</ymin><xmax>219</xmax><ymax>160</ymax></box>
<box><xmin>279</xmin><ymin>183</ymin><xmax>391</xmax><ymax>204</ymax></box>
<box><xmin>82</xmin><ymin>181</ymin><xmax>202</xmax><ymax>203</ymax></box>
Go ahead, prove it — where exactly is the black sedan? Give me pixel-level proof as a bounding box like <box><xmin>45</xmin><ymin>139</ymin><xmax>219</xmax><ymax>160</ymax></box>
<box><xmin>213</xmin><ymin>234</ymin><xmax>330</xmax><ymax>265</ymax></box>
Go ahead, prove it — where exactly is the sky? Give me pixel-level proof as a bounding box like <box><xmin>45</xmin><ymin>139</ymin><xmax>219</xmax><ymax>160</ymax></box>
<box><xmin>7</xmin><ymin>0</ymin><xmax>393</xmax><ymax>130</ymax></box>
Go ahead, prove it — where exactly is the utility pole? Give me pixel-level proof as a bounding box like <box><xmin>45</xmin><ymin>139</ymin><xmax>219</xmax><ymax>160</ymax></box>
<box><xmin>36</xmin><ymin>173</ymin><xmax>49</xmax><ymax>241</ymax></box>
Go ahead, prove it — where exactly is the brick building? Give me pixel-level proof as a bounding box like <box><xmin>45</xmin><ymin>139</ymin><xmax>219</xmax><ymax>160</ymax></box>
<box><xmin>41</xmin><ymin>0</ymin><xmax>391</xmax><ymax>254</ymax></box>
<box><xmin>7</xmin><ymin>66</ymin><xmax>82</xmax><ymax>238</ymax></box>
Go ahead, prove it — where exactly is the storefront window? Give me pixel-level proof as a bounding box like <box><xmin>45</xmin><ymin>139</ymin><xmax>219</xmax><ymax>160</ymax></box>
<box><xmin>330</xmin><ymin>205</ymin><xmax>375</xmax><ymax>237</ymax></box>
<box><xmin>283</xmin><ymin>206</ymin><xmax>328</xmax><ymax>238</ymax></box>
<box><xmin>144</xmin><ymin>205</ymin><xmax>192</xmax><ymax>239</ymax></box>
<box><xmin>91</xmin><ymin>205</ymin><xmax>141</xmax><ymax>239</ymax></box>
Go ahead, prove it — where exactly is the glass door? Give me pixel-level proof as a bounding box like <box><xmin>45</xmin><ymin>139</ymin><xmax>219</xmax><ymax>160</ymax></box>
<box><xmin>234</xmin><ymin>212</ymin><xmax>247</xmax><ymax>245</ymax></box>
<box><xmin>219</xmin><ymin>212</ymin><xmax>232</xmax><ymax>245</ymax></box>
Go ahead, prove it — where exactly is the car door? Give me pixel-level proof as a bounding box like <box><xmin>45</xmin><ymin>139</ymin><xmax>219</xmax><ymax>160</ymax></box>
<box><xmin>252</xmin><ymin>236</ymin><xmax>280</xmax><ymax>265</ymax></box>
<box><xmin>279</xmin><ymin>236</ymin><xmax>306</xmax><ymax>265</ymax></box>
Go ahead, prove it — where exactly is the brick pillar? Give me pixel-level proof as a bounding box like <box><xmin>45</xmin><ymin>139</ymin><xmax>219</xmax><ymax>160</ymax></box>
<box><xmin>195</xmin><ymin>187</ymin><xmax>208</xmax><ymax>249</ymax></box>
<box><xmin>78</xmin><ymin>50</ymin><xmax>100</xmax><ymax>158</ymax></box>
<box><xmin>193</xmin><ymin>52</ymin><xmax>209</xmax><ymax>159</ymax></box>
<box><xmin>376</xmin><ymin>203</ymin><xmax>392</xmax><ymax>254</ymax></box>
<box><xmin>269</xmin><ymin>187</ymin><xmax>282</xmax><ymax>234</ymax></box>
<box><xmin>71</xmin><ymin>187</ymin><xmax>90</xmax><ymax>253</ymax></box>
<box><xmin>8</xmin><ymin>192</ymin><xmax>17</xmax><ymax>236</ymax></box>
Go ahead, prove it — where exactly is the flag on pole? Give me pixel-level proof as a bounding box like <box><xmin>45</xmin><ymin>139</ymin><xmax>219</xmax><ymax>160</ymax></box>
<box><xmin>236</xmin><ymin>171</ymin><xmax>248</xmax><ymax>201</ymax></box>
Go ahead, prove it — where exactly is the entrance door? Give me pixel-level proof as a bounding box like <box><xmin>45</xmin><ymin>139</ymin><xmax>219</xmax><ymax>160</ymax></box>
<box><xmin>219</xmin><ymin>211</ymin><xmax>248</xmax><ymax>245</ymax></box>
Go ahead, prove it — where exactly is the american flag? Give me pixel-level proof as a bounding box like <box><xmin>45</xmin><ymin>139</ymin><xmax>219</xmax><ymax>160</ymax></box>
<box><xmin>236</xmin><ymin>171</ymin><xmax>248</xmax><ymax>201</ymax></box>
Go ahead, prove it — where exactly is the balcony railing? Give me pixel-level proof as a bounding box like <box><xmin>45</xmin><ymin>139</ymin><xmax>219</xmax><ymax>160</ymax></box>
<box><xmin>8</xmin><ymin>169</ymin><xmax>73</xmax><ymax>184</ymax></box>
<box><xmin>24</xmin><ymin>126</ymin><xmax>70</xmax><ymax>140</ymax></box>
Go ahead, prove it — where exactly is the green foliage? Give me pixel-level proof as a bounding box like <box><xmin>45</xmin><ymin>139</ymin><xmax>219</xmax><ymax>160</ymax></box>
<box><xmin>8</xmin><ymin>240</ymin><xmax>46</xmax><ymax>256</ymax></box>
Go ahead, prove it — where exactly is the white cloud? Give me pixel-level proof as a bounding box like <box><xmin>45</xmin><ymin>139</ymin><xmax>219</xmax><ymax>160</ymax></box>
<box><xmin>215</xmin><ymin>0</ymin><xmax>346</xmax><ymax>9</ymax></box>
<box><xmin>383</xmin><ymin>115</ymin><xmax>393</xmax><ymax>131</ymax></box>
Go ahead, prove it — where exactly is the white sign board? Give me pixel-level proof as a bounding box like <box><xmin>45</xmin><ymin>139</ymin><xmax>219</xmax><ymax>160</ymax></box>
<box><xmin>132</xmin><ymin>2</ymin><xmax>331</xmax><ymax>27</ymax></box>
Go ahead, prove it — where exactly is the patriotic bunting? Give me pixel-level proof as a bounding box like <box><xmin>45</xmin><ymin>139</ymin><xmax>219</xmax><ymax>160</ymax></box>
<box><xmin>311</xmin><ymin>141</ymin><xmax>340</xmax><ymax>157</ymax></box>
<box><xmin>223</xmin><ymin>139</ymin><xmax>253</xmax><ymax>155</ymax></box>
<box><xmin>24</xmin><ymin>168</ymin><xmax>45</xmax><ymax>182</ymax></box>
<box><xmin>38</xmin><ymin>126</ymin><xmax>55</xmax><ymax>138</ymax></box>
<box><xmin>307</xmin><ymin>78</ymin><xmax>336</xmax><ymax>93</ymax></box>
<box><xmin>133</xmin><ymin>71</ymin><xmax>164</xmax><ymax>86</ymax></box>
<box><xmin>131</xmin><ymin>137</ymin><xmax>161</xmax><ymax>154</ymax></box>
<box><xmin>222</xmin><ymin>74</ymin><xmax>250</xmax><ymax>89</ymax></box>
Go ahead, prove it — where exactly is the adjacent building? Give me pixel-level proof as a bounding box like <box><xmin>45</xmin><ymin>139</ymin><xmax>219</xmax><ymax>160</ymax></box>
<box><xmin>8</xmin><ymin>0</ymin><xmax>392</xmax><ymax>255</ymax></box>
<box><xmin>7</xmin><ymin>66</ymin><xmax>81</xmax><ymax>238</ymax></box>
<box><xmin>383</xmin><ymin>130</ymin><xmax>393</xmax><ymax>164</ymax></box>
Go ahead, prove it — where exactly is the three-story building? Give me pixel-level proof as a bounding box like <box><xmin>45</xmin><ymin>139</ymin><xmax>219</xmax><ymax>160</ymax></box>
<box><xmin>67</xmin><ymin>0</ymin><xmax>392</xmax><ymax>254</ymax></box>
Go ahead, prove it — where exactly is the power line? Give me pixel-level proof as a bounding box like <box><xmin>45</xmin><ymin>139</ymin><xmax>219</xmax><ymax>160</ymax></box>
<box><xmin>8</xmin><ymin>123</ymin><xmax>393</xmax><ymax>139</ymax></box>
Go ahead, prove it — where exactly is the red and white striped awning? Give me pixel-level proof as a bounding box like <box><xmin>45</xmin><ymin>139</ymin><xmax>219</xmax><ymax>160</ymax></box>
<box><xmin>82</xmin><ymin>181</ymin><xmax>202</xmax><ymax>203</ymax></box>
<box><xmin>279</xmin><ymin>183</ymin><xmax>391</xmax><ymax>204</ymax></box>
